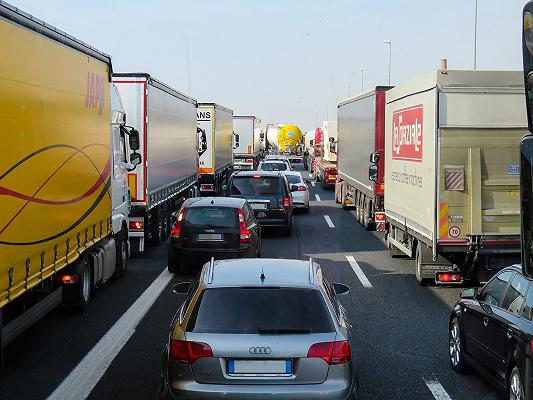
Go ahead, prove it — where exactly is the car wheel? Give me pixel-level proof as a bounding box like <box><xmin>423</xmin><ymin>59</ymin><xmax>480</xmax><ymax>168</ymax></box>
<box><xmin>449</xmin><ymin>317</ymin><xmax>467</xmax><ymax>373</ymax></box>
<box><xmin>113</xmin><ymin>227</ymin><xmax>128</xmax><ymax>279</ymax></box>
<box><xmin>509</xmin><ymin>366</ymin><xmax>525</xmax><ymax>400</ymax></box>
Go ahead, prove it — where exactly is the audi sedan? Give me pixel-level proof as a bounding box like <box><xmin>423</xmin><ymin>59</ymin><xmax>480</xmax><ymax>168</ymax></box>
<box><xmin>158</xmin><ymin>258</ymin><xmax>357</xmax><ymax>400</ymax></box>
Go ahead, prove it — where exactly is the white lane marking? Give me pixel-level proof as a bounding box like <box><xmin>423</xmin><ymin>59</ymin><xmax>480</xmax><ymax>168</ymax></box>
<box><xmin>48</xmin><ymin>269</ymin><xmax>174</xmax><ymax>400</ymax></box>
<box><xmin>324</xmin><ymin>215</ymin><xmax>335</xmax><ymax>228</ymax></box>
<box><xmin>424</xmin><ymin>378</ymin><xmax>452</xmax><ymax>400</ymax></box>
<box><xmin>308</xmin><ymin>173</ymin><xmax>312</xmax><ymax>178</ymax></box>
<box><xmin>315</xmin><ymin>194</ymin><xmax>321</xmax><ymax>201</ymax></box>
<box><xmin>311</xmin><ymin>181</ymin><xmax>316</xmax><ymax>187</ymax></box>
<box><xmin>345</xmin><ymin>255</ymin><xmax>372</xmax><ymax>288</ymax></box>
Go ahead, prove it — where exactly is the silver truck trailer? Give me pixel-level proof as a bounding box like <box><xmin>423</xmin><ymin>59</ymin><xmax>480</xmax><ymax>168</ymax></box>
<box><xmin>233</xmin><ymin>116</ymin><xmax>262</xmax><ymax>170</ymax></box>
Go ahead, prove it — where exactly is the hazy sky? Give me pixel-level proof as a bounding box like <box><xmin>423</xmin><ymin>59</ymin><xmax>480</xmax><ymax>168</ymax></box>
<box><xmin>8</xmin><ymin>0</ymin><xmax>525</xmax><ymax>131</ymax></box>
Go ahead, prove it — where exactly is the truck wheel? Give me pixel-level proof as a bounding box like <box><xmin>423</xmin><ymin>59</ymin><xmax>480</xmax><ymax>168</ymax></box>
<box><xmin>363</xmin><ymin>200</ymin><xmax>372</xmax><ymax>231</ymax></box>
<box><xmin>113</xmin><ymin>227</ymin><xmax>128</xmax><ymax>279</ymax></box>
<box><xmin>150</xmin><ymin>207</ymin><xmax>164</xmax><ymax>245</ymax></box>
<box><xmin>63</xmin><ymin>254</ymin><xmax>91</xmax><ymax>309</ymax></box>
<box><xmin>321</xmin><ymin>177</ymin><xmax>326</xmax><ymax>190</ymax></box>
<box><xmin>415</xmin><ymin>243</ymin><xmax>432</xmax><ymax>286</ymax></box>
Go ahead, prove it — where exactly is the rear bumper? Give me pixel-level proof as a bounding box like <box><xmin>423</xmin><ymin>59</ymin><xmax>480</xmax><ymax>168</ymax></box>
<box><xmin>256</xmin><ymin>217</ymin><xmax>291</xmax><ymax>227</ymax></box>
<box><xmin>168</xmin><ymin>243</ymin><xmax>254</xmax><ymax>266</ymax></box>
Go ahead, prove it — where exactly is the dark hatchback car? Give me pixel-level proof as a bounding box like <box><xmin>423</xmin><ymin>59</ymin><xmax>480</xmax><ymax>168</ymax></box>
<box><xmin>167</xmin><ymin>197</ymin><xmax>261</xmax><ymax>272</ymax></box>
<box><xmin>224</xmin><ymin>171</ymin><xmax>294</xmax><ymax>235</ymax></box>
<box><xmin>449</xmin><ymin>265</ymin><xmax>533</xmax><ymax>399</ymax></box>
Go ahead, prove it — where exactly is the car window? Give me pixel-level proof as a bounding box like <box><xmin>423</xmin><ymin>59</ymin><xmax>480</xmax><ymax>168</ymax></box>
<box><xmin>501</xmin><ymin>273</ymin><xmax>529</xmax><ymax>315</ymax></box>
<box><xmin>260</xmin><ymin>162</ymin><xmax>287</xmax><ymax>171</ymax></box>
<box><xmin>230</xmin><ymin>176</ymin><xmax>281</xmax><ymax>196</ymax></box>
<box><xmin>187</xmin><ymin>287</ymin><xmax>334</xmax><ymax>334</ymax></box>
<box><xmin>180</xmin><ymin>276</ymin><xmax>201</xmax><ymax>324</ymax></box>
<box><xmin>286</xmin><ymin>175</ymin><xmax>302</xmax><ymax>184</ymax></box>
<box><xmin>322</xmin><ymin>277</ymin><xmax>340</xmax><ymax>319</ymax></box>
<box><xmin>184</xmin><ymin>207</ymin><xmax>236</xmax><ymax>228</ymax></box>
<box><xmin>479</xmin><ymin>270</ymin><xmax>514</xmax><ymax>307</ymax></box>
<box><xmin>521</xmin><ymin>285</ymin><xmax>533</xmax><ymax>321</ymax></box>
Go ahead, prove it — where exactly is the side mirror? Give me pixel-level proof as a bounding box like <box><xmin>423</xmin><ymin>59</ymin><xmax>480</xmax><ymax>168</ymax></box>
<box><xmin>260</xmin><ymin>132</ymin><xmax>264</xmax><ymax>140</ymax></box>
<box><xmin>128</xmin><ymin>128</ymin><xmax>140</xmax><ymax>151</ymax></box>
<box><xmin>233</xmin><ymin>132</ymin><xmax>240</xmax><ymax>149</ymax></box>
<box><xmin>460</xmin><ymin>287</ymin><xmax>478</xmax><ymax>300</ymax></box>
<box><xmin>370</xmin><ymin>152</ymin><xmax>380</xmax><ymax>163</ymax></box>
<box><xmin>130</xmin><ymin>152</ymin><xmax>142</xmax><ymax>166</ymax></box>
<box><xmin>310</xmin><ymin>140</ymin><xmax>314</xmax><ymax>146</ymax></box>
<box><xmin>290</xmin><ymin>185</ymin><xmax>298</xmax><ymax>192</ymax></box>
<box><xmin>332</xmin><ymin>283</ymin><xmax>350</xmax><ymax>295</ymax></box>
<box><xmin>369</xmin><ymin>165</ymin><xmax>378</xmax><ymax>181</ymax></box>
<box><xmin>173</xmin><ymin>282</ymin><xmax>191</xmax><ymax>294</ymax></box>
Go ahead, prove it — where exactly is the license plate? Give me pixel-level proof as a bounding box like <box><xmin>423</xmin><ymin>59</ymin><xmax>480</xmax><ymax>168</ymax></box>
<box><xmin>227</xmin><ymin>360</ymin><xmax>292</xmax><ymax>375</ymax></box>
<box><xmin>250</xmin><ymin>203</ymin><xmax>268</xmax><ymax>210</ymax></box>
<box><xmin>196</xmin><ymin>233</ymin><xmax>223</xmax><ymax>241</ymax></box>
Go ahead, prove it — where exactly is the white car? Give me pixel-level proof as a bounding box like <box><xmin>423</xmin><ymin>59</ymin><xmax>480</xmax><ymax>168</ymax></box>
<box><xmin>257</xmin><ymin>160</ymin><xmax>292</xmax><ymax>172</ymax></box>
<box><xmin>265</xmin><ymin>154</ymin><xmax>289</xmax><ymax>162</ymax></box>
<box><xmin>284</xmin><ymin>171</ymin><xmax>309</xmax><ymax>212</ymax></box>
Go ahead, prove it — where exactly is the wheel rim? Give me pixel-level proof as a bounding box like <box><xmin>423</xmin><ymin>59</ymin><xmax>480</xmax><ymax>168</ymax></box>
<box><xmin>449</xmin><ymin>323</ymin><xmax>461</xmax><ymax>367</ymax></box>
<box><xmin>510</xmin><ymin>371</ymin><xmax>522</xmax><ymax>400</ymax></box>
<box><xmin>81</xmin><ymin>264</ymin><xmax>90</xmax><ymax>302</ymax></box>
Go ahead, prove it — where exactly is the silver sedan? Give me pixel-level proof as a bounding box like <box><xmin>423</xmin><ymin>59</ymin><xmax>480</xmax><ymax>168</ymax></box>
<box><xmin>284</xmin><ymin>171</ymin><xmax>310</xmax><ymax>213</ymax></box>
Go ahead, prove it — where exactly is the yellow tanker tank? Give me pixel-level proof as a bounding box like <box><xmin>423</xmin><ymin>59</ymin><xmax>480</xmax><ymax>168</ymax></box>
<box><xmin>277</xmin><ymin>125</ymin><xmax>303</xmax><ymax>154</ymax></box>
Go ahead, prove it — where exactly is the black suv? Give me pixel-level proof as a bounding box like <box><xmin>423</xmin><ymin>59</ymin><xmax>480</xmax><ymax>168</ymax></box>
<box><xmin>449</xmin><ymin>265</ymin><xmax>533</xmax><ymax>398</ymax></box>
<box><xmin>224</xmin><ymin>171</ymin><xmax>294</xmax><ymax>235</ymax></box>
<box><xmin>167</xmin><ymin>197</ymin><xmax>261</xmax><ymax>272</ymax></box>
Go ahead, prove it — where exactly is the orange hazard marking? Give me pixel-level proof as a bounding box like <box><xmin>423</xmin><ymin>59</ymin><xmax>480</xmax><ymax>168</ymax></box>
<box><xmin>128</xmin><ymin>173</ymin><xmax>137</xmax><ymax>200</ymax></box>
<box><xmin>439</xmin><ymin>202</ymin><xmax>449</xmax><ymax>239</ymax></box>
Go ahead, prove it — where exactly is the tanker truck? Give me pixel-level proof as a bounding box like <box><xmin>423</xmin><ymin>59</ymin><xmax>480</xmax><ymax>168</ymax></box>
<box><xmin>277</xmin><ymin>124</ymin><xmax>304</xmax><ymax>163</ymax></box>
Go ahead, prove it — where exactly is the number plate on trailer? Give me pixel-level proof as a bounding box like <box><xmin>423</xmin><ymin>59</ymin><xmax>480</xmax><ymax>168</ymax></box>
<box><xmin>250</xmin><ymin>203</ymin><xmax>268</xmax><ymax>210</ymax></box>
<box><xmin>227</xmin><ymin>360</ymin><xmax>292</xmax><ymax>375</ymax></box>
<box><xmin>196</xmin><ymin>233</ymin><xmax>223</xmax><ymax>241</ymax></box>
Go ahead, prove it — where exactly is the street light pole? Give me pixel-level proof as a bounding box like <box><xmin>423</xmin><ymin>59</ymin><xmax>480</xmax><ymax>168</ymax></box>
<box><xmin>474</xmin><ymin>0</ymin><xmax>478</xmax><ymax>70</ymax></box>
<box><xmin>384</xmin><ymin>40</ymin><xmax>392</xmax><ymax>85</ymax></box>
<box><xmin>359</xmin><ymin>68</ymin><xmax>364</xmax><ymax>92</ymax></box>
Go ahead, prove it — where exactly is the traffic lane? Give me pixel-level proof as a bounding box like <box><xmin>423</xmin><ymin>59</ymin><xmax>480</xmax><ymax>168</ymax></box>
<box><xmin>0</xmin><ymin>243</ymin><xmax>170</xmax><ymax>400</ymax></box>
<box><xmin>304</xmin><ymin>182</ymin><xmax>500</xmax><ymax>399</ymax></box>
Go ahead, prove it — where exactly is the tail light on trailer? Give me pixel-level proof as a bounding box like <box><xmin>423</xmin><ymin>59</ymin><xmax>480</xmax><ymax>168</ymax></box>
<box><xmin>200</xmin><ymin>184</ymin><xmax>214</xmax><ymax>192</ymax></box>
<box><xmin>436</xmin><ymin>273</ymin><xmax>462</xmax><ymax>283</ymax></box>
<box><xmin>283</xmin><ymin>197</ymin><xmax>291</xmax><ymax>211</ymax></box>
<box><xmin>170</xmin><ymin>208</ymin><xmax>185</xmax><ymax>241</ymax></box>
<box><xmin>238</xmin><ymin>209</ymin><xmax>251</xmax><ymax>243</ymax></box>
<box><xmin>375</xmin><ymin>213</ymin><xmax>385</xmax><ymax>222</ymax></box>
<box><xmin>169</xmin><ymin>340</ymin><xmax>213</xmax><ymax>364</ymax></box>
<box><xmin>307</xmin><ymin>340</ymin><xmax>352</xmax><ymax>365</ymax></box>
<box><xmin>129</xmin><ymin>220</ymin><xmax>144</xmax><ymax>231</ymax></box>
<box><xmin>60</xmin><ymin>274</ymin><xmax>79</xmax><ymax>285</ymax></box>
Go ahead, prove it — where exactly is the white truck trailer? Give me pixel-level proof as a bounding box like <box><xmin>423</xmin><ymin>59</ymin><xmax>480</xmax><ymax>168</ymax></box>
<box><xmin>113</xmin><ymin>74</ymin><xmax>198</xmax><ymax>252</ymax></box>
<box><xmin>197</xmin><ymin>103</ymin><xmax>233</xmax><ymax>194</ymax></box>
<box><xmin>385</xmin><ymin>70</ymin><xmax>527</xmax><ymax>284</ymax></box>
<box><xmin>315</xmin><ymin>121</ymin><xmax>338</xmax><ymax>189</ymax></box>
<box><xmin>233</xmin><ymin>116</ymin><xmax>262</xmax><ymax>170</ymax></box>
<box><xmin>0</xmin><ymin>2</ymin><xmax>139</xmax><ymax>363</ymax></box>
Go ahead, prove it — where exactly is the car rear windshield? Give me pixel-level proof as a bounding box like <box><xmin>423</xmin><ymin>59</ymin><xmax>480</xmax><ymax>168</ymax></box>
<box><xmin>187</xmin><ymin>287</ymin><xmax>334</xmax><ymax>334</ymax></box>
<box><xmin>286</xmin><ymin>175</ymin><xmax>301</xmax><ymax>184</ymax></box>
<box><xmin>184</xmin><ymin>207</ymin><xmax>237</xmax><ymax>228</ymax></box>
<box><xmin>261</xmin><ymin>162</ymin><xmax>287</xmax><ymax>171</ymax></box>
<box><xmin>231</xmin><ymin>176</ymin><xmax>281</xmax><ymax>196</ymax></box>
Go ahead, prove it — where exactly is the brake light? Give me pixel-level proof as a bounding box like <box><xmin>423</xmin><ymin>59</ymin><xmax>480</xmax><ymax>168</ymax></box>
<box><xmin>297</xmin><ymin>185</ymin><xmax>307</xmax><ymax>192</ymax></box>
<box><xmin>170</xmin><ymin>208</ymin><xmax>184</xmax><ymax>241</ymax></box>
<box><xmin>307</xmin><ymin>340</ymin><xmax>351</xmax><ymax>365</ymax></box>
<box><xmin>283</xmin><ymin>197</ymin><xmax>291</xmax><ymax>211</ymax></box>
<box><xmin>238</xmin><ymin>209</ymin><xmax>251</xmax><ymax>243</ymax></box>
<box><xmin>169</xmin><ymin>340</ymin><xmax>213</xmax><ymax>364</ymax></box>
<box><xmin>375</xmin><ymin>213</ymin><xmax>385</xmax><ymax>222</ymax></box>
<box><xmin>129</xmin><ymin>220</ymin><xmax>144</xmax><ymax>231</ymax></box>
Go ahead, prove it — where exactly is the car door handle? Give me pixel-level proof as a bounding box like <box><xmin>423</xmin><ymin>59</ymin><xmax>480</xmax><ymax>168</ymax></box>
<box><xmin>507</xmin><ymin>329</ymin><xmax>513</xmax><ymax>340</ymax></box>
<box><xmin>483</xmin><ymin>317</ymin><xmax>489</xmax><ymax>327</ymax></box>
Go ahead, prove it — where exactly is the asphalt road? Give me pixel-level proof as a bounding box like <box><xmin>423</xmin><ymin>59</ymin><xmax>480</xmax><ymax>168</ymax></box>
<box><xmin>0</xmin><ymin>164</ymin><xmax>503</xmax><ymax>400</ymax></box>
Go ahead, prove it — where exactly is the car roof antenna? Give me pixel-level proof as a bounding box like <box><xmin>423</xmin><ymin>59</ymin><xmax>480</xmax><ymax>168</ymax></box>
<box><xmin>260</xmin><ymin>267</ymin><xmax>266</xmax><ymax>283</ymax></box>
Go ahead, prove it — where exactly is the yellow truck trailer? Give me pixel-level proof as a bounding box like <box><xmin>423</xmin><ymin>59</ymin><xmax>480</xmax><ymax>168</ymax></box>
<box><xmin>384</xmin><ymin>70</ymin><xmax>526</xmax><ymax>284</ymax></box>
<box><xmin>0</xmin><ymin>2</ymin><xmax>139</xmax><ymax>363</ymax></box>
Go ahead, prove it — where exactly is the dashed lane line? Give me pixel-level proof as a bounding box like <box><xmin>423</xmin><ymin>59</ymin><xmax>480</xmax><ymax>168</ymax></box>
<box><xmin>315</xmin><ymin>194</ymin><xmax>321</xmax><ymax>201</ymax></box>
<box><xmin>48</xmin><ymin>269</ymin><xmax>173</xmax><ymax>400</ymax></box>
<box><xmin>424</xmin><ymin>378</ymin><xmax>453</xmax><ymax>400</ymax></box>
<box><xmin>345</xmin><ymin>255</ymin><xmax>372</xmax><ymax>288</ymax></box>
<box><xmin>324</xmin><ymin>215</ymin><xmax>335</xmax><ymax>228</ymax></box>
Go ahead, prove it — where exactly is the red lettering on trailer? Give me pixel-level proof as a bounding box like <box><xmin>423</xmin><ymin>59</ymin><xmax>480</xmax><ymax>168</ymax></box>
<box><xmin>85</xmin><ymin>72</ymin><xmax>105</xmax><ymax>116</ymax></box>
<box><xmin>392</xmin><ymin>105</ymin><xmax>423</xmax><ymax>162</ymax></box>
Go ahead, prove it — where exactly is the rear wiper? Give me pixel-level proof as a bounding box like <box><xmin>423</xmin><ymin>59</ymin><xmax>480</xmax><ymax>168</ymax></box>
<box><xmin>257</xmin><ymin>328</ymin><xmax>311</xmax><ymax>334</ymax></box>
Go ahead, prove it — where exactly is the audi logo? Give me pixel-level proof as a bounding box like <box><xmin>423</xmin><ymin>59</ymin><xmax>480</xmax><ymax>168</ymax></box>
<box><xmin>249</xmin><ymin>346</ymin><xmax>271</xmax><ymax>355</ymax></box>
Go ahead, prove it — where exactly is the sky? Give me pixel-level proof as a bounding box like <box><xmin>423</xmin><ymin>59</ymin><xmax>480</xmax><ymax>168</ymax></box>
<box><xmin>8</xmin><ymin>0</ymin><xmax>526</xmax><ymax>131</ymax></box>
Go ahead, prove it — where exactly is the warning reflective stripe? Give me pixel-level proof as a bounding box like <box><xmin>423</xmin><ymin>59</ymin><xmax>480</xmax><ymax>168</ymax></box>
<box><xmin>128</xmin><ymin>173</ymin><xmax>137</xmax><ymax>200</ymax></box>
<box><xmin>439</xmin><ymin>202</ymin><xmax>448</xmax><ymax>239</ymax></box>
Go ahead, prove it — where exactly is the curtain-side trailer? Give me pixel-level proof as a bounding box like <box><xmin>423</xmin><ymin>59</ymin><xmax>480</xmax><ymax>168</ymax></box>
<box><xmin>233</xmin><ymin>116</ymin><xmax>261</xmax><ymax>170</ymax></box>
<box><xmin>385</xmin><ymin>70</ymin><xmax>526</xmax><ymax>285</ymax></box>
<box><xmin>113</xmin><ymin>74</ymin><xmax>198</xmax><ymax>252</ymax></box>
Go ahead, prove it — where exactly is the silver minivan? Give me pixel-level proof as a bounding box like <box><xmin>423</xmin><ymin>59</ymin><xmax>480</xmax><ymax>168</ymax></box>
<box><xmin>158</xmin><ymin>258</ymin><xmax>357</xmax><ymax>399</ymax></box>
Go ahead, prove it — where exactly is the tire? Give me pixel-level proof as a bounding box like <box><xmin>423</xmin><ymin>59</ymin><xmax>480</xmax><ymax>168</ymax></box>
<box><xmin>362</xmin><ymin>198</ymin><xmax>371</xmax><ymax>230</ymax></box>
<box><xmin>509</xmin><ymin>366</ymin><xmax>525</xmax><ymax>400</ymax></box>
<box><xmin>415</xmin><ymin>243</ymin><xmax>432</xmax><ymax>286</ymax></box>
<box><xmin>321</xmin><ymin>178</ymin><xmax>326</xmax><ymax>190</ymax></box>
<box><xmin>63</xmin><ymin>254</ymin><xmax>91</xmax><ymax>309</ymax></box>
<box><xmin>449</xmin><ymin>317</ymin><xmax>467</xmax><ymax>373</ymax></box>
<box><xmin>150</xmin><ymin>207</ymin><xmax>164</xmax><ymax>245</ymax></box>
<box><xmin>113</xmin><ymin>227</ymin><xmax>128</xmax><ymax>279</ymax></box>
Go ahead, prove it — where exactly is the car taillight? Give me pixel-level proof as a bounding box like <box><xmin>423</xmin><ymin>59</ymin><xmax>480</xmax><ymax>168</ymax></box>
<box><xmin>283</xmin><ymin>197</ymin><xmax>291</xmax><ymax>211</ymax></box>
<box><xmin>170</xmin><ymin>208</ymin><xmax>184</xmax><ymax>241</ymax></box>
<box><xmin>169</xmin><ymin>340</ymin><xmax>213</xmax><ymax>364</ymax></box>
<box><xmin>238</xmin><ymin>209</ymin><xmax>251</xmax><ymax>243</ymax></box>
<box><xmin>297</xmin><ymin>185</ymin><xmax>307</xmax><ymax>192</ymax></box>
<box><xmin>307</xmin><ymin>340</ymin><xmax>351</xmax><ymax>365</ymax></box>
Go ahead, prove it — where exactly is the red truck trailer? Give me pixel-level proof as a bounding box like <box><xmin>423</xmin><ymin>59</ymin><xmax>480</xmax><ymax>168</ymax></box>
<box><xmin>335</xmin><ymin>87</ymin><xmax>391</xmax><ymax>230</ymax></box>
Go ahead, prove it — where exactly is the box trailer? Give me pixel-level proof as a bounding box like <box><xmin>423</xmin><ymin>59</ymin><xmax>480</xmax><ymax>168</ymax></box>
<box><xmin>0</xmin><ymin>1</ymin><xmax>139</xmax><ymax>362</ymax></box>
<box><xmin>315</xmin><ymin>121</ymin><xmax>338</xmax><ymax>189</ymax></box>
<box><xmin>336</xmin><ymin>87</ymin><xmax>392</xmax><ymax>230</ymax></box>
<box><xmin>233</xmin><ymin>116</ymin><xmax>261</xmax><ymax>170</ymax></box>
<box><xmin>384</xmin><ymin>70</ymin><xmax>526</xmax><ymax>284</ymax></box>
<box><xmin>197</xmin><ymin>103</ymin><xmax>233</xmax><ymax>194</ymax></box>
<box><xmin>113</xmin><ymin>74</ymin><xmax>198</xmax><ymax>252</ymax></box>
